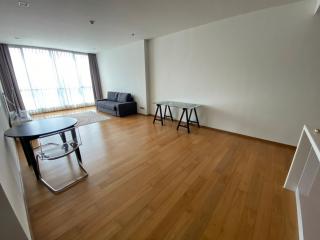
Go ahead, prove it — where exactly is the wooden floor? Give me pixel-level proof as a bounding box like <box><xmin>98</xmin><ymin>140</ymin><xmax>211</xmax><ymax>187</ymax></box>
<box><xmin>19</xmin><ymin>108</ymin><xmax>298</xmax><ymax>240</ymax></box>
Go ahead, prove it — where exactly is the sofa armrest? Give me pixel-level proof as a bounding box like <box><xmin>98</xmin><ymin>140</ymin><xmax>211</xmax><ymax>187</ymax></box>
<box><xmin>117</xmin><ymin>102</ymin><xmax>137</xmax><ymax>117</ymax></box>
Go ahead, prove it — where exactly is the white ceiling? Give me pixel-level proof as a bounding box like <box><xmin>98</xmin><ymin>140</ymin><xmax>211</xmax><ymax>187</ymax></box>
<box><xmin>0</xmin><ymin>0</ymin><xmax>301</xmax><ymax>53</ymax></box>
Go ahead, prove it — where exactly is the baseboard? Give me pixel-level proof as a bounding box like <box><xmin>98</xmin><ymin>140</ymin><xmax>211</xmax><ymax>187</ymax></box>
<box><xmin>147</xmin><ymin>114</ymin><xmax>296</xmax><ymax>149</ymax></box>
<box><xmin>295</xmin><ymin>189</ymin><xmax>304</xmax><ymax>240</ymax></box>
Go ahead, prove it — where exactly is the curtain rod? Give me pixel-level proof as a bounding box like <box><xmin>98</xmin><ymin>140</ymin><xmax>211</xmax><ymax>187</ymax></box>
<box><xmin>8</xmin><ymin>44</ymin><xmax>94</xmax><ymax>55</ymax></box>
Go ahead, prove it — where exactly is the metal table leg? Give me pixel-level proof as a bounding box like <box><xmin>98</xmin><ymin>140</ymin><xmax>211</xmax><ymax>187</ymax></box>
<box><xmin>164</xmin><ymin>105</ymin><xmax>173</xmax><ymax>122</ymax></box>
<box><xmin>177</xmin><ymin>108</ymin><xmax>190</xmax><ymax>133</ymax></box>
<box><xmin>153</xmin><ymin>104</ymin><xmax>164</xmax><ymax>126</ymax></box>
<box><xmin>186</xmin><ymin>108</ymin><xmax>190</xmax><ymax>133</ymax></box>
<box><xmin>194</xmin><ymin>108</ymin><xmax>200</xmax><ymax>128</ymax></box>
<box><xmin>188</xmin><ymin>107</ymin><xmax>200</xmax><ymax>128</ymax></box>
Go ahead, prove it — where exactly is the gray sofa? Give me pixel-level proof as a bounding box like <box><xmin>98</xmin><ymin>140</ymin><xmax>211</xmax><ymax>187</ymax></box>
<box><xmin>96</xmin><ymin>91</ymin><xmax>137</xmax><ymax>117</ymax></box>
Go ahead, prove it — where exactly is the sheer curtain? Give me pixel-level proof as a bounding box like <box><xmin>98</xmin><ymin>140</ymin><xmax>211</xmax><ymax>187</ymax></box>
<box><xmin>9</xmin><ymin>46</ymin><xmax>94</xmax><ymax>114</ymax></box>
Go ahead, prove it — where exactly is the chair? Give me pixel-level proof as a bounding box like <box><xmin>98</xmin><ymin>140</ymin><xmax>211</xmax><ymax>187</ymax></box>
<box><xmin>34</xmin><ymin>127</ymin><xmax>88</xmax><ymax>193</ymax></box>
<box><xmin>1</xmin><ymin>92</ymin><xmax>32</xmax><ymax>127</ymax></box>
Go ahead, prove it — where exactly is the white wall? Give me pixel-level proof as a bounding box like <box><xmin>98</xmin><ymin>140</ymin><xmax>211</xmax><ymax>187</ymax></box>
<box><xmin>0</xmin><ymin>91</ymin><xmax>32</xmax><ymax>238</ymax></box>
<box><xmin>97</xmin><ymin>41</ymin><xmax>148</xmax><ymax>115</ymax></box>
<box><xmin>148</xmin><ymin>0</ymin><xmax>320</xmax><ymax>145</ymax></box>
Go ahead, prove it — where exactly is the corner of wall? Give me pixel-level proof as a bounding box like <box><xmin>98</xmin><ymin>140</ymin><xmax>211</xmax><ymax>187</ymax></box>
<box><xmin>144</xmin><ymin>40</ymin><xmax>151</xmax><ymax>115</ymax></box>
<box><xmin>96</xmin><ymin>40</ymin><xmax>150</xmax><ymax>116</ymax></box>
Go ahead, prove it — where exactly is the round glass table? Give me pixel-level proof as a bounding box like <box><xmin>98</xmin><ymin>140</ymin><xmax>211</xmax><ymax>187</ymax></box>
<box><xmin>4</xmin><ymin>117</ymin><xmax>78</xmax><ymax>180</ymax></box>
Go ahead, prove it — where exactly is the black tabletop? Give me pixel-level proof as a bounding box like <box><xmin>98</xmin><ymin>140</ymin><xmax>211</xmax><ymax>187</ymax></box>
<box><xmin>4</xmin><ymin>117</ymin><xmax>78</xmax><ymax>138</ymax></box>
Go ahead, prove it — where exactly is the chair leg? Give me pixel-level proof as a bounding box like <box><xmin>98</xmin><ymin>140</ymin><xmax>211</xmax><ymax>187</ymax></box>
<box><xmin>75</xmin><ymin>149</ymin><xmax>83</xmax><ymax>163</ymax></box>
<box><xmin>37</xmin><ymin>153</ymin><xmax>88</xmax><ymax>194</ymax></box>
<box><xmin>39</xmin><ymin>172</ymin><xmax>88</xmax><ymax>193</ymax></box>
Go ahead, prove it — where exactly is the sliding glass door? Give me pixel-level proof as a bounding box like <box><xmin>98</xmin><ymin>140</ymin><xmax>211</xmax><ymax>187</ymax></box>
<box><xmin>9</xmin><ymin>46</ymin><xmax>94</xmax><ymax>113</ymax></box>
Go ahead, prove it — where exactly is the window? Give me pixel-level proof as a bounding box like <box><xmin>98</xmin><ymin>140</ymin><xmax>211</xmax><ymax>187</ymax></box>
<box><xmin>9</xmin><ymin>46</ymin><xmax>94</xmax><ymax>113</ymax></box>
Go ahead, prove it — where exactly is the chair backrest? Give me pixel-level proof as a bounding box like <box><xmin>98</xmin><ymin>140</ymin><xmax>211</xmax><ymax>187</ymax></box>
<box><xmin>107</xmin><ymin>91</ymin><xmax>119</xmax><ymax>101</ymax></box>
<box><xmin>107</xmin><ymin>91</ymin><xmax>134</xmax><ymax>102</ymax></box>
<box><xmin>117</xmin><ymin>92</ymin><xmax>133</xmax><ymax>103</ymax></box>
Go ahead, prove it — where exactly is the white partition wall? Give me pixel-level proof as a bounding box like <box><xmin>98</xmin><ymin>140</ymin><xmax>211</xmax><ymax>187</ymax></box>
<box><xmin>0</xmin><ymin>84</ymin><xmax>32</xmax><ymax>239</ymax></box>
<box><xmin>284</xmin><ymin>125</ymin><xmax>320</xmax><ymax>240</ymax></box>
<box><xmin>97</xmin><ymin>41</ymin><xmax>149</xmax><ymax>115</ymax></box>
<box><xmin>148</xmin><ymin>0</ymin><xmax>320</xmax><ymax>145</ymax></box>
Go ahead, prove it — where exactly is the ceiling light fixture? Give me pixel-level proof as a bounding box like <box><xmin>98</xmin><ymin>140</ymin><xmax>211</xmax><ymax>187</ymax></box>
<box><xmin>17</xmin><ymin>1</ymin><xmax>30</xmax><ymax>8</ymax></box>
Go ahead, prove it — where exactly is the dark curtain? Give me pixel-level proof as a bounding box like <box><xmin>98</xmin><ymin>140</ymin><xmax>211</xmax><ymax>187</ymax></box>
<box><xmin>0</xmin><ymin>44</ymin><xmax>25</xmax><ymax>111</ymax></box>
<box><xmin>88</xmin><ymin>53</ymin><xmax>103</xmax><ymax>102</ymax></box>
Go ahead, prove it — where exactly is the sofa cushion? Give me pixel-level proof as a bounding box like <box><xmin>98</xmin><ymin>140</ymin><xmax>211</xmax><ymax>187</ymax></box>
<box><xmin>117</xmin><ymin>93</ymin><xmax>132</xmax><ymax>103</ymax></box>
<box><xmin>107</xmin><ymin>91</ymin><xmax>119</xmax><ymax>101</ymax></box>
<box><xmin>97</xmin><ymin>100</ymin><xmax>119</xmax><ymax>111</ymax></box>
